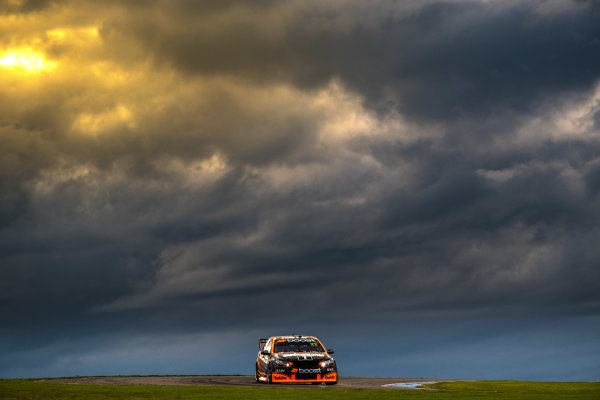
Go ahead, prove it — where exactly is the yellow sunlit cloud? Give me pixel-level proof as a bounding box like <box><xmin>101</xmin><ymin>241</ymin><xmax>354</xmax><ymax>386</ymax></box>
<box><xmin>46</xmin><ymin>29</ymin><xmax>68</xmax><ymax>41</ymax></box>
<box><xmin>72</xmin><ymin>105</ymin><xmax>136</xmax><ymax>135</ymax></box>
<box><xmin>0</xmin><ymin>48</ymin><xmax>56</xmax><ymax>72</ymax></box>
<box><xmin>91</xmin><ymin>62</ymin><xmax>135</xmax><ymax>87</ymax></box>
<box><xmin>46</xmin><ymin>25</ymin><xmax>100</xmax><ymax>43</ymax></box>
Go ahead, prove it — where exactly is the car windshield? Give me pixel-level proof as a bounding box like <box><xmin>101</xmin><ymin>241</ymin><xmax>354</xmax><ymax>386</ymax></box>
<box><xmin>273</xmin><ymin>340</ymin><xmax>325</xmax><ymax>353</ymax></box>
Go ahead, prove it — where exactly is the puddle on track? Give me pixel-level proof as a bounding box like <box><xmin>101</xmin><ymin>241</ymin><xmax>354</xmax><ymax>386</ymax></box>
<box><xmin>383</xmin><ymin>381</ymin><xmax>440</xmax><ymax>390</ymax></box>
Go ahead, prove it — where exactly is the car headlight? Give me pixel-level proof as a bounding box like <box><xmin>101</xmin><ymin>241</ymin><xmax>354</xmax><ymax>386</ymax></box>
<box><xmin>320</xmin><ymin>360</ymin><xmax>335</xmax><ymax>368</ymax></box>
<box><xmin>275</xmin><ymin>360</ymin><xmax>292</xmax><ymax>367</ymax></box>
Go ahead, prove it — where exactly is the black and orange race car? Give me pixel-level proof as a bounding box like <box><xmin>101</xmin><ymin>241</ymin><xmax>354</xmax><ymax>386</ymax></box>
<box><xmin>255</xmin><ymin>335</ymin><xmax>338</xmax><ymax>385</ymax></box>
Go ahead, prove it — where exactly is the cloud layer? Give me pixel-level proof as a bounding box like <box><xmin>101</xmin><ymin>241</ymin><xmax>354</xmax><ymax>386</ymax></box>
<box><xmin>2</xmin><ymin>0</ymin><xmax>600</xmax><ymax>379</ymax></box>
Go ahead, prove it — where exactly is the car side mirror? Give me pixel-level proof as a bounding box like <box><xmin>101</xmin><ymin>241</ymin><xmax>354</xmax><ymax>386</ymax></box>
<box><xmin>327</xmin><ymin>349</ymin><xmax>334</xmax><ymax>354</ymax></box>
<box><xmin>260</xmin><ymin>350</ymin><xmax>270</xmax><ymax>355</ymax></box>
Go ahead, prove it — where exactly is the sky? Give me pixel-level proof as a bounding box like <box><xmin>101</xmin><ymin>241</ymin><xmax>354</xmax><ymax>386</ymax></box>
<box><xmin>1</xmin><ymin>0</ymin><xmax>600</xmax><ymax>381</ymax></box>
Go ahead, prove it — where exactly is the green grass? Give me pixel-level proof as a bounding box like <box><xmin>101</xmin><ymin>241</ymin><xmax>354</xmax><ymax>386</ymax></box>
<box><xmin>0</xmin><ymin>379</ymin><xmax>598</xmax><ymax>400</ymax></box>
<box><xmin>424</xmin><ymin>381</ymin><xmax>600</xmax><ymax>399</ymax></box>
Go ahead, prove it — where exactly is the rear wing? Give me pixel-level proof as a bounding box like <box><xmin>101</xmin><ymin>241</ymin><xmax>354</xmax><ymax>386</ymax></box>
<box><xmin>258</xmin><ymin>338</ymin><xmax>267</xmax><ymax>349</ymax></box>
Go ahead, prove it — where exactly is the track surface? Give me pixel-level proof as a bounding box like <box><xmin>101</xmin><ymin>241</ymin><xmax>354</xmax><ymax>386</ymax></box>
<box><xmin>46</xmin><ymin>375</ymin><xmax>453</xmax><ymax>389</ymax></box>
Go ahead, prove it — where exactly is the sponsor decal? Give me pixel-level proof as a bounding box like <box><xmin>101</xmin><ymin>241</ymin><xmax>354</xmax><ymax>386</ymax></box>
<box><xmin>298</xmin><ymin>368</ymin><xmax>321</xmax><ymax>374</ymax></box>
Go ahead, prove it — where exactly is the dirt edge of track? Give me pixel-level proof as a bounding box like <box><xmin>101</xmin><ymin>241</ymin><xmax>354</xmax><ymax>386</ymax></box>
<box><xmin>39</xmin><ymin>375</ymin><xmax>463</xmax><ymax>389</ymax></box>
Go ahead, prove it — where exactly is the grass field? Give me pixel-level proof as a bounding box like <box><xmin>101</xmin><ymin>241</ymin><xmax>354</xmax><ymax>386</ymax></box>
<box><xmin>1</xmin><ymin>379</ymin><xmax>599</xmax><ymax>400</ymax></box>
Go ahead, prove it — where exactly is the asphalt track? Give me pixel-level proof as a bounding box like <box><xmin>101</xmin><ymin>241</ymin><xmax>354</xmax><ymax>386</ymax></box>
<box><xmin>47</xmin><ymin>375</ymin><xmax>453</xmax><ymax>389</ymax></box>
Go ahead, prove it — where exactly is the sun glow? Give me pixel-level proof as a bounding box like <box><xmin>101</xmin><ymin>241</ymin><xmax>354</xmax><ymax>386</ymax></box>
<box><xmin>0</xmin><ymin>48</ymin><xmax>56</xmax><ymax>72</ymax></box>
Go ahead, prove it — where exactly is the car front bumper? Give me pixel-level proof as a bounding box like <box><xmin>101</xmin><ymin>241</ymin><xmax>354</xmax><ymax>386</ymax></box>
<box><xmin>271</xmin><ymin>371</ymin><xmax>338</xmax><ymax>383</ymax></box>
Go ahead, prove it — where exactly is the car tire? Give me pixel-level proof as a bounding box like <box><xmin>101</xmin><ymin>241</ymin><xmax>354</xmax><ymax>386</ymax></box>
<box><xmin>326</xmin><ymin>381</ymin><xmax>338</xmax><ymax>386</ymax></box>
<box><xmin>267</xmin><ymin>367</ymin><xmax>273</xmax><ymax>384</ymax></box>
<box><xmin>255</xmin><ymin>364</ymin><xmax>260</xmax><ymax>383</ymax></box>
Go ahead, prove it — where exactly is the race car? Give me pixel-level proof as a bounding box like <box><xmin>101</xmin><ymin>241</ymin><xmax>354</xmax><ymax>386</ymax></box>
<box><xmin>255</xmin><ymin>335</ymin><xmax>338</xmax><ymax>385</ymax></box>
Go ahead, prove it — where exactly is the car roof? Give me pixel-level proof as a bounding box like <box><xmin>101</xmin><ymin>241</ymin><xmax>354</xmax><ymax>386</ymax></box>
<box><xmin>271</xmin><ymin>335</ymin><xmax>318</xmax><ymax>341</ymax></box>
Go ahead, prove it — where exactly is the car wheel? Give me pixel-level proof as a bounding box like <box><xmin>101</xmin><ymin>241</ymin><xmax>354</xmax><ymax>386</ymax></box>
<box><xmin>255</xmin><ymin>364</ymin><xmax>260</xmax><ymax>383</ymax></box>
<box><xmin>267</xmin><ymin>367</ymin><xmax>273</xmax><ymax>384</ymax></box>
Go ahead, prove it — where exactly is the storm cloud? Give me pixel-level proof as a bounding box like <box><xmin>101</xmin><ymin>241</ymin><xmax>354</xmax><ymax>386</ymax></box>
<box><xmin>1</xmin><ymin>0</ymin><xmax>600</xmax><ymax>380</ymax></box>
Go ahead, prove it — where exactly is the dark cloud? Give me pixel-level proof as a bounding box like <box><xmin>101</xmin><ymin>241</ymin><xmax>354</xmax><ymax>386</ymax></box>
<box><xmin>102</xmin><ymin>1</ymin><xmax>600</xmax><ymax>121</ymax></box>
<box><xmin>585</xmin><ymin>161</ymin><xmax>600</xmax><ymax>196</ymax></box>
<box><xmin>0</xmin><ymin>0</ymin><xmax>61</xmax><ymax>14</ymax></box>
<box><xmin>1</xmin><ymin>0</ymin><xmax>600</xmax><ymax>380</ymax></box>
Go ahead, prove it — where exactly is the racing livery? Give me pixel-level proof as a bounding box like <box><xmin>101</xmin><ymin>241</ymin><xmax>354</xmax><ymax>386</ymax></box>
<box><xmin>255</xmin><ymin>335</ymin><xmax>338</xmax><ymax>385</ymax></box>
